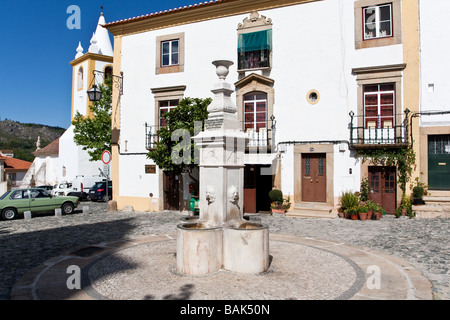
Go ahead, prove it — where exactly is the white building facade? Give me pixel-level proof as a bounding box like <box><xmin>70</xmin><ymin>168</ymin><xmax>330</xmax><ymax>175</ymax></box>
<box><xmin>106</xmin><ymin>0</ymin><xmax>427</xmax><ymax>215</ymax></box>
<box><xmin>418</xmin><ymin>0</ymin><xmax>450</xmax><ymax>193</ymax></box>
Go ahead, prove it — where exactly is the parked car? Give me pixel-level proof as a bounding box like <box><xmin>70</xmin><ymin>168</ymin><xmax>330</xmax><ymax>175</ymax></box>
<box><xmin>89</xmin><ymin>181</ymin><xmax>112</xmax><ymax>202</ymax></box>
<box><xmin>52</xmin><ymin>182</ymin><xmax>73</xmax><ymax>197</ymax></box>
<box><xmin>0</xmin><ymin>188</ymin><xmax>79</xmax><ymax>220</ymax></box>
<box><xmin>34</xmin><ymin>185</ymin><xmax>54</xmax><ymax>191</ymax></box>
<box><xmin>70</xmin><ymin>175</ymin><xmax>105</xmax><ymax>201</ymax></box>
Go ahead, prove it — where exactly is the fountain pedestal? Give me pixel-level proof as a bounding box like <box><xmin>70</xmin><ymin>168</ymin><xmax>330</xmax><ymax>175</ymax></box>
<box><xmin>176</xmin><ymin>60</ymin><xmax>270</xmax><ymax>275</ymax></box>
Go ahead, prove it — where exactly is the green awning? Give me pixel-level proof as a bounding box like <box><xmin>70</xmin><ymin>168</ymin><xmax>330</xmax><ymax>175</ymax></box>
<box><xmin>238</xmin><ymin>29</ymin><xmax>272</xmax><ymax>53</ymax></box>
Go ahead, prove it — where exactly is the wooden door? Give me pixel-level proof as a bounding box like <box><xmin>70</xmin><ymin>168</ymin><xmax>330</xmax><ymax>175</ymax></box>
<box><xmin>164</xmin><ymin>173</ymin><xmax>180</xmax><ymax>210</ymax></box>
<box><xmin>368</xmin><ymin>166</ymin><xmax>396</xmax><ymax>214</ymax></box>
<box><xmin>302</xmin><ymin>154</ymin><xmax>326</xmax><ymax>202</ymax></box>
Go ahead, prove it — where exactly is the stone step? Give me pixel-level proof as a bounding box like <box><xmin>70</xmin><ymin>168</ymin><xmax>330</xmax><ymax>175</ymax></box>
<box><xmin>287</xmin><ymin>204</ymin><xmax>337</xmax><ymax>219</ymax></box>
<box><xmin>414</xmin><ymin>210</ymin><xmax>450</xmax><ymax>219</ymax></box>
<box><xmin>423</xmin><ymin>196</ymin><xmax>450</xmax><ymax>203</ymax></box>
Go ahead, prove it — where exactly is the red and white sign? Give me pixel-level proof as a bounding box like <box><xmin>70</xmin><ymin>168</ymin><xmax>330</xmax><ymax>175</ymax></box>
<box><xmin>101</xmin><ymin>150</ymin><xmax>112</xmax><ymax>165</ymax></box>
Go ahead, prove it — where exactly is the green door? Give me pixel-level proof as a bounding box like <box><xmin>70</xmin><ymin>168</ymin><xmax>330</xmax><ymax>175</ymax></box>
<box><xmin>428</xmin><ymin>135</ymin><xmax>450</xmax><ymax>190</ymax></box>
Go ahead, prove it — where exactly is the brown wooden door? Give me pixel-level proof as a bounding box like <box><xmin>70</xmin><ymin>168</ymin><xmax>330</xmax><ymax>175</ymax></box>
<box><xmin>368</xmin><ymin>166</ymin><xmax>396</xmax><ymax>214</ymax></box>
<box><xmin>164</xmin><ymin>173</ymin><xmax>180</xmax><ymax>210</ymax></box>
<box><xmin>302</xmin><ymin>154</ymin><xmax>326</xmax><ymax>202</ymax></box>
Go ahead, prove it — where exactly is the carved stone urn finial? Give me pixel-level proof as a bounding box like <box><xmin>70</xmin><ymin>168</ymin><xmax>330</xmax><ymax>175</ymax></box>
<box><xmin>212</xmin><ymin>60</ymin><xmax>234</xmax><ymax>81</ymax></box>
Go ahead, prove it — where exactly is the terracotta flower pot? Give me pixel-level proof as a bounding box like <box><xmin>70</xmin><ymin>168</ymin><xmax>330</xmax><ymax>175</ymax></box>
<box><xmin>375</xmin><ymin>212</ymin><xmax>381</xmax><ymax>220</ymax></box>
<box><xmin>271</xmin><ymin>208</ymin><xmax>286</xmax><ymax>214</ymax></box>
<box><xmin>359</xmin><ymin>212</ymin><xmax>368</xmax><ymax>221</ymax></box>
<box><xmin>351</xmin><ymin>214</ymin><xmax>358</xmax><ymax>220</ymax></box>
<box><xmin>367</xmin><ymin>211</ymin><xmax>373</xmax><ymax>220</ymax></box>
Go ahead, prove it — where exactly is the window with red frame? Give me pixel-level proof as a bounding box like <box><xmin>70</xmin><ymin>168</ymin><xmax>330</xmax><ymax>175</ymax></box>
<box><xmin>363</xmin><ymin>3</ymin><xmax>393</xmax><ymax>40</ymax></box>
<box><xmin>364</xmin><ymin>84</ymin><xmax>395</xmax><ymax>129</ymax></box>
<box><xmin>243</xmin><ymin>92</ymin><xmax>267</xmax><ymax>132</ymax></box>
<box><xmin>159</xmin><ymin>100</ymin><xmax>179</xmax><ymax>127</ymax></box>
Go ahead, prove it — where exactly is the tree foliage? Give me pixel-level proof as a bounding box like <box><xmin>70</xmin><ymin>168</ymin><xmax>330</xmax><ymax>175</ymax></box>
<box><xmin>71</xmin><ymin>77</ymin><xmax>112</xmax><ymax>161</ymax></box>
<box><xmin>147</xmin><ymin>97</ymin><xmax>211</xmax><ymax>175</ymax></box>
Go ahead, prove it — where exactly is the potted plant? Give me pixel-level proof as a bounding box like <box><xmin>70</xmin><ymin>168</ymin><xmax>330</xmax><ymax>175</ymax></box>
<box><xmin>374</xmin><ymin>203</ymin><xmax>383</xmax><ymax>220</ymax></box>
<box><xmin>339</xmin><ymin>191</ymin><xmax>359</xmax><ymax>218</ymax></box>
<box><xmin>269</xmin><ymin>189</ymin><xmax>291</xmax><ymax>214</ymax></box>
<box><xmin>358</xmin><ymin>204</ymin><xmax>369</xmax><ymax>221</ymax></box>
<box><xmin>395</xmin><ymin>195</ymin><xmax>414</xmax><ymax>218</ymax></box>
<box><xmin>359</xmin><ymin>178</ymin><xmax>370</xmax><ymax>203</ymax></box>
<box><xmin>345</xmin><ymin>205</ymin><xmax>359</xmax><ymax>220</ymax></box>
<box><xmin>365</xmin><ymin>200</ymin><xmax>375</xmax><ymax>220</ymax></box>
<box><xmin>412</xmin><ymin>186</ymin><xmax>425</xmax><ymax>205</ymax></box>
<box><xmin>410</xmin><ymin>176</ymin><xmax>428</xmax><ymax>205</ymax></box>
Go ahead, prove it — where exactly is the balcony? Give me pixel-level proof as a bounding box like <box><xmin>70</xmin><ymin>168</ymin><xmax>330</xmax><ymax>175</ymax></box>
<box><xmin>349</xmin><ymin>109</ymin><xmax>410</xmax><ymax>149</ymax></box>
<box><xmin>145</xmin><ymin>118</ymin><xmax>276</xmax><ymax>153</ymax></box>
<box><xmin>241</xmin><ymin>126</ymin><xmax>275</xmax><ymax>153</ymax></box>
<box><xmin>145</xmin><ymin>123</ymin><xmax>159</xmax><ymax>150</ymax></box>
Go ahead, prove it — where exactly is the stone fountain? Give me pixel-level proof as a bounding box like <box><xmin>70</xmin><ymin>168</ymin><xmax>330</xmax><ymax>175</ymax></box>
<box><xmin>176</xmin><ymin>60</ymin><xmax>270</xmax><ymax>275</ymax></box>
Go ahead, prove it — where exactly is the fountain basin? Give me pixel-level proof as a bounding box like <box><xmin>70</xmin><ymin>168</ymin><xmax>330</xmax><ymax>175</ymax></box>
<box><xmin>176</xmin><ymin>223</ymin><xmax>223</xmax><ymax>275</ymax></box>
<box><xmin>180</xmin><ymin>216</ymin><xmax>199</xmax><ymax>224</ymax></box>
<box><xmin>223</xmin><ymin>223</ymin><xmax>270</xmax><ymax>274</ymax></box>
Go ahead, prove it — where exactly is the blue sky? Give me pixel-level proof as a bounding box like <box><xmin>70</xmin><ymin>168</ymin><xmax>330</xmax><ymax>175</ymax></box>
<box><xmin>0</xmin><ymin>0</ymin><xmax>200</xmax><ymax>129</ymax></box>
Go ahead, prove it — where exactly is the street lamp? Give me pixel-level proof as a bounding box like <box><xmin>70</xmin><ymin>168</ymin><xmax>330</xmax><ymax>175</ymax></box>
<box><xmin>87</xmin><ymin>84</ymin><xmax>102</xmax><ymax>102</ymax></box>
<box><xmin>87</xmin><ymin>70</ymin><xmax>123</xmax><ymax>102</ymax></box>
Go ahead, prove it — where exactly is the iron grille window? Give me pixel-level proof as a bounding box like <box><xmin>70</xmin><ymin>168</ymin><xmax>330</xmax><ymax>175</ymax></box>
<box><xmin>428</xmin><ymin>135</ymin><xmax>450</xmax><ymax>155</ymax></box>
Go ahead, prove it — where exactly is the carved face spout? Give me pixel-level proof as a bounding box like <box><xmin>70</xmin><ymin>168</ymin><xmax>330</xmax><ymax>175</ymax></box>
<box><xmin>228</xmin><ymin>185</ymin><xmax>239</xmax><ymax>205</ymax></box>
<box><xmin>205</xmin><ymin>186</ymin><xmax>216</xmax><ymax>205</ymax></box>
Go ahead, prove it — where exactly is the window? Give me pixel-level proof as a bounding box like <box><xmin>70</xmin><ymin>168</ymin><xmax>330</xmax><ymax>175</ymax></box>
<box><xmin>104</xmin><ymin>66</ymin><xmax>113</xmax><ymax>81</ymax></box>
<box><xmin>30</xmin><ymin>189</ymin><xmax>51</xmax><ymax>199</ymax></box>
<box><xmin>354</xmin><ymin>0</ymin><xmax>401</xmax><ymax>49</ymax></box>
<box><xmin>159</xmin><ymin>100</ymin><xmax>179</xmax><ymax>127</ymax></box>
<box><xmin>363</xmin><ymin>4</ymin><xmax>392</xmax><ymax>40</ymax></box>
<box><xmin>77</xmin><ymin>67</ymin><xmax>83</xmax><ymax>90</ymax></box>
<box><xmin>244</xmin><ymin>92</ymin><xmax>267</xmax><ymax>132</ymax></box>
<box><xmin>161</xmin><ymin>40</ymin><xmax>179</xmax><ymax>67</ymax></box>
<box><xmin>238</xmin><ymin>30</ymin><xmax>272</xmax><ymax>70</ymax></box>
<box><xmin>364</xmin><ymin>83</ymin><xmax>395</xmax><ymax>129</ymax></box>
<box><xmin>429</xmin><ymin>135</ymin><xmax>450</xmax><ymax>155</ymax></box>
<box><xmin>155</xmin><ymin>33</ymin><xmax>185</xmax><ymax>74</ymax></box>
<box><xmin>10</xmin><ymin>190</ymin><xmax>28</xmax><ymax>200</ymax></box>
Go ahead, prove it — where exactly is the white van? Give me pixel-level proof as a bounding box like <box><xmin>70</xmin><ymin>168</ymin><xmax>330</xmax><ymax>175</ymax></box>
<box><xmin>52</xmin><ymin>182</ymin><xmax>73</xmax><ymax>197</ymax></box>
<box><xmin>71</xmin><ymin>175</ymin><xmax>105</xmax><ymax>200</ymax></box>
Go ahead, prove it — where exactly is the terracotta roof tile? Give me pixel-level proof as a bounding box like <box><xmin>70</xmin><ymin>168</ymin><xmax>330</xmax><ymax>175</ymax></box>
<box><xmin>105</xmin><ymin>0</ymin><xmax>226</xmax><ymax>27</ymax></box>
<box><xmin>33</xmin><ymin>138</ymin><xmax>59</xmax><ymax>157</ymax></box>
<box><xmin>3</xmin><ymin>157</ymin><xmax>32</xmax><ymax>171</ymax></box>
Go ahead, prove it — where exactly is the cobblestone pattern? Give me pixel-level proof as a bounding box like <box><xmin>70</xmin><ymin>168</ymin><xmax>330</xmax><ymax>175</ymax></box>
<box><xmin>0</xmin><ymin>203</ymin><xmax>448</xmax><ymax>300</ymax></box>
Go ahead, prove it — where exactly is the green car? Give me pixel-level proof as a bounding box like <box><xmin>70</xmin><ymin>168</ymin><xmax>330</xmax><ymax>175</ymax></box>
<box><xmin>0</xmin><ymin>188</ymin><xmax>80</xmax><ymax>220</ymax></box>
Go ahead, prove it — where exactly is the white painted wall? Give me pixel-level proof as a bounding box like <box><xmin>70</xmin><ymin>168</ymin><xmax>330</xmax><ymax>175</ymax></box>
<box><xmin>117</xmin><ymin>0</ymin><xmax>405</xmax><ymax>201</ymax></box>
<box><xmin>73</xmin><ymin>60</ymin><xmax>89</xmax><ymax>117</ymax></box>
<box><xmin>419</xmin><ymin>0</ymin><xmax>450</xmax><ymax>126</ymax></box>
<box><xmin>57</xmin><ymin>125</ymin><xmax>106</xmax><ymax>185</ymax></box>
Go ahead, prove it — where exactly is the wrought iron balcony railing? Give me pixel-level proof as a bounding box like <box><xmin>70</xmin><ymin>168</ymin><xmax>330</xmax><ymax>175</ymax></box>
<box><xmin>145</xmin><ymin>116</ymin><xmax>277</xmax><ymax>153</ymax></box>
<box><xmin>348</xmin><ymin>109</ymin><xmax>410</xmax><ymax>149</ymax></box>
<box><xmin>145</xmin><ymin>123</ymin><xmax>159</xmax><ymax>150</ymax></box>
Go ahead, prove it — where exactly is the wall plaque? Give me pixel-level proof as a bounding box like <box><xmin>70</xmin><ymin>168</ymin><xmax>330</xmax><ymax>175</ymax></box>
<box><xmin>145</xmin><ymin>165</ymin><xmax>156</xmax><ymax>174</ymax></box>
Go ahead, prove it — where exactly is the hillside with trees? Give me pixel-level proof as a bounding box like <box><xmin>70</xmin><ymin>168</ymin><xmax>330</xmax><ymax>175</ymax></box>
<box><xmin>0</xmin><ymin>119</ymin><xmax>65</xmax><ymax>162</ymax></box>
